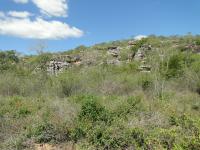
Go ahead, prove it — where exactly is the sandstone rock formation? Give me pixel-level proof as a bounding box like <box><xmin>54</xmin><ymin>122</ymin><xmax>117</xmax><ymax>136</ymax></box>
<box><xmin>107</xmin><ymin>46</ymin><xmax>120</xmax><ymax>57</ymax></box>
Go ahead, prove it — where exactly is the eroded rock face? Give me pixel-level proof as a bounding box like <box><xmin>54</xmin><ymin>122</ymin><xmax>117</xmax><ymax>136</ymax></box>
<box><xmin>107</xmin><ymin>46</ymin><xmax>120</xmax><ymax>57</ymax></box>
<box><xmin>134</xmin><ymin>49</ymin><xmax>145</xmax><ymax>61</ymax></box>
<box><xmin>133</xmin><ymin>44</ymin><xmax>152</xmax><ymax>72</ymax></box>
<box><xmin>138</xmin><ymin>65</ymin><xmax>151</xmax><ymax>73</ymax></box>
<box><xmin>181</xmin><ymin>44</ymin><xmax>200</xmax><ymax>54</ymax></box>
<box><xmin>106</xmin><ymin>59</ymin><xmax>121</xmax><ymax>65</ymax></box>
<box><xmin>128</xmin><ymin>40</ymin><xmax>137</xmax><ymax>46</ymax></box>
<box><xmin>45</xmin><ymin>43</ymin><xmax>153</xmax><ymax>75</ymax></box>
<box><xmin>47</xmin><ymin>60</ymin><xmax>70</xmax><ymax>75</ymax></box>
<box><xmin>46</xmin><ymin>55</ymin><xmax>82</xmax><ymax>75</ymax></box>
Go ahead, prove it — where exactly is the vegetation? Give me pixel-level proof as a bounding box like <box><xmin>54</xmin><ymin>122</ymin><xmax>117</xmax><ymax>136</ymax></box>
<box><xmin>0</xmin><ymin>35</ymin><xmax>200</xmax><ymax>149</ymax></box>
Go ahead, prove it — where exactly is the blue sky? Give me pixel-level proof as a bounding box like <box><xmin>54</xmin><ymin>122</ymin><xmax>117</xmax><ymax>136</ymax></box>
<box><xmin>0</xmin><ymin>0</ymin><xmax>200</xmax><ymax>54</ymax></box>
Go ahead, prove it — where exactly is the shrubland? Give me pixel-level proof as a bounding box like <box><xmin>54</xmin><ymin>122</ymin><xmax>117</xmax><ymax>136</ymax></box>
<box><xmin>0</xmin><ymin>35</ymin><xmax>200</xmax><ymax>150</ymax></box>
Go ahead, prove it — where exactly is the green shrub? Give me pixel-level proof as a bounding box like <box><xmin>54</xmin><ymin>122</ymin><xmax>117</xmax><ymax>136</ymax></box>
<box><xmin>161</xmin><ymin>53</ymin><xmax>186</xmax><ymax>79</ymax></box>
<box><xmin>0</xmin><ymin>74</ymin><xmax>21</xmax><ymax>96</ymax></box>
<box><xmin>86</xmin><ymin>126</ymin><xmax>147</xmax><ymax>149</ymax></box>
<box><xmin>0</xmin><ymin>50</ymin><xmax>19</xmax><ymax>71</ymax></box>
<box><xmin>129</xmin><ymin>128</ymin><xmax>147</xmax><ymax>148</ymax></box>
<box><xmin>33</xmin><ymin>53</ymin><xmax>52</xmax><ymax>71</ymax></box>
<box><xmin>27</xmin><ymin>122</ymin><xmax>68</xmax><ymax>143</ymax></box>
<box><xmin>195</xmin><ymin>38</ymin><xmax>200</xmax><ymax>45</ymax></box>
<box><xmin>159</xmin><ymin>129</ymin><xmax>176</xmax><ymax>150</ymax></box>
<box><xmin>114</xmin><ymin>96</ymin><xmax>142</xmax><ymax>117</ymax></box>
<box><xmin>138</xmin><ymin>75</ymin><xmax>153</xmax><ymax>90</ymax></box>
<box><xmin>79</xmin><ymin>98</ymin><xmax>111</xmax><ymax>123</ymax></box>
<box><xmin>183</xmin><ymin>138</ymin><xmax>200</xmax><ymax>150</ymax></box>
<box><xmin>15</xmin><ymin>107</ymin><xmax>31</xmax><ymax>118</ymax></box>
<box><xmin>58</xmin><ymin>72</ymin><xmax>81</xmax><ymax>97</ymax></box>
<box><xmin>70</xmin><ymin>126</ymin><xmax>86</xmax><ymax>142</ymax></box>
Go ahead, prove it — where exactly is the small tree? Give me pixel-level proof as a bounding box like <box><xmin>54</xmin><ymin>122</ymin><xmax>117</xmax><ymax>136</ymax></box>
<box><xmin>0</xmin><ymin>50</ymin><xmax>19</xmax><ymax>71</ymax></box>
<box><xmin>29</xmin><ymin>40</ymin><xmax>48</xmax><ymax>54</ymax></box>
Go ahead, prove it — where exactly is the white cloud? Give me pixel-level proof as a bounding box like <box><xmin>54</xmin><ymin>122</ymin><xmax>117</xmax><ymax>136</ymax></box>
<box><xmin>0</xmin><ymin>11</ymin><xmax>5</xmax><ymax>18</ymax></box>
<box><xmin>0</xmin><ymin>0</ymin><xmax>83</xmax><ymax>40</ymax></box>
<box><xmin>0</xmin><ymin>17</ymin><xmax>83</xmax><ymax>39</ymax></box>
<box><xmin>8</xmin><ymin>11</ymin><xmax>32</xmax><ymax>18</ymax></box>
<box><xmin>134</xmin><ymin>35</ymin><xmax>147</xmax><ymax>40</ymax></box>
<box><xmin>13</xmin><ymin>0</ymin><xmax>29</xmax><ymax>4</ymax></box>
<box><xmin>32</xmin><ymin>0</ymin><xmax>68</xmax><ymax>17</ymax></box>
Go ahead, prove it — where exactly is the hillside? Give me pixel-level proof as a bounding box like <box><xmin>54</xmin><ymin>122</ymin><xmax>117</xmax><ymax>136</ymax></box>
<box><xmin>1</xmin><ymin>35</ymin><xmax>200</xmax><ymax>150</ymax></box>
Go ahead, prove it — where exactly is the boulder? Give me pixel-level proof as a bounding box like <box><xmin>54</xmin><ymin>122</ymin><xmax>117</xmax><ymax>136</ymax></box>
<box><xmin>107</xmin><ymin>59</ymin><xmax>121</xmax><ymax>65</ymax></box>
<box><xmin>134</xmin><ymin>49</ymin><xmax>145</xmax><ymax>61</ymax></box>
<box><xmin>138</xmin><ymin>65</ymin><xmax>151</xmax><ymax>72</ymax></box>
<box><xmin>47</xmin><ymin>60</ymin><xmax>70</xmax><ymax>75</ymax></box>
<box><xmin>128</xmin><ymin>40</ymin><xmax>137</xmax><ymax>46</ymax></box>
<box><xmin>107</xmin><ymin>46</ymin><xmax>120</xmax><ymax>57</ymax></box>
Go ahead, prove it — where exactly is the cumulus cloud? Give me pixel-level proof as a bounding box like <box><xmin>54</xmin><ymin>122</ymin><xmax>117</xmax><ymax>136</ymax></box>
<box><xmin>8</xmin><ymin>11</ymin><xmax>32</xmax><ymax>18</ymax></box>
<box><xmin>134</xmin><ymin>35</ymin><xmax>147</xmax><ymax>40</ymax></box>
<box><xmin>13</xmin><ymin>0</ymin><xmax>29</xmax><ymax>4</ymax></box>
<box><xmin>0</xmin><ymin>17</ymin><xmax>83</xmax><ymax>39</ymax></box>
<box><xmin>13</xmin><ymin>0</ymin><xmax>67</xmax><ymax>17</ymax></box>
<box><xmin>32</xmin><ymin>0</ymin><xmax>68</xmax><ymax>17</ymax></box>
<box><xmin>0</xmin><ymin>0</ymin><xmax>83</xmax><ymax>40</ymax></box>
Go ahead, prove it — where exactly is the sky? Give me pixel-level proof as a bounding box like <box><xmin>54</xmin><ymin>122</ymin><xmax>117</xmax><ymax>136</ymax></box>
<box><xmin>0</xmin><ymin>0</ymin><xmax>200</xmax><ymax>54</ymax></box>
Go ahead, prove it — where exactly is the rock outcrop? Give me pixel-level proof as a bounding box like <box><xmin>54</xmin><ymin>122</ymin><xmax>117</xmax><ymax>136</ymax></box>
<box><xmin>44</xmin><ymin>41</ymin><xmax>153</xmax><ymax>75</ymax></box>
<box><xmin>107</xmin><ymin>46</ymin><xmax>120</xmax><ymax>57</ymax></box>
<box><xmin>132</xmin><ymin>43</ymin><xmax>152</xmax><ymax>72</ymax></box>
<box><xmin>46</xmin><ymin>55</ymin><xmax>82</xmax><ymax>75</ymax></box>
<box><xmin>47</xmin><ymin>60</ymin><xmax>70</xmax><ymax>75</ymax></box>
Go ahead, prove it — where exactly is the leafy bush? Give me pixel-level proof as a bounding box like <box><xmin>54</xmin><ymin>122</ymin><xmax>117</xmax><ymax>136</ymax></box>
<box><xmin>79</xmin><ymin>98</ymin><xmax>111</xmax><ymax>123</ymax></box>
<box><xmin>183</xmin><ymin>138</ymin><xmax>200</xmax><ymax>150</ymax></box>
<box><xmin>58</xmin><ymin>72</ymin><xmax>81</xmax><ymax>97</ymax></box>
<box><xmin>0</xmin><ymin>50</ymin><xmax>19</xmax><ymax>71</ymax></box>
<box><xmin>138</xmin><ymin>74</ymin><xmax>153</xmax><ymax>90</ymax></box>
<box><xmin>32</xmin><ymin>53</ymin><xmax>52</xmax><ymax>71</ymax></box>
<box><xmin>159</xmin><ymin>129</ymin><xmax>176</xmax><ymax>149</ymax></box>
<box><xmin>161</xmin><ymin>53</ymin><xmax>186</xmax><ymax>79</ymax></box>
<box><xmin>15</xmin><ymin>107</ymin><xmax>31</xmax><ymax>118</ymax></box>
<box><xmin>27</xmin><ymin>122</ymin><xmax>68</xmax><ymax>143</ymax></box>
<box><xmin>114</xmin><ymin>96</ymin><xmax>142</xmax><ymax>118</ymax></box>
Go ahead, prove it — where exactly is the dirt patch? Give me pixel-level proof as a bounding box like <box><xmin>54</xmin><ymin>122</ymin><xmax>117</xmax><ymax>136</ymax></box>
<box><xmin>34</xmin><ymin>143</ymin><xmax>76</xmax><ymax>150</ymax></box>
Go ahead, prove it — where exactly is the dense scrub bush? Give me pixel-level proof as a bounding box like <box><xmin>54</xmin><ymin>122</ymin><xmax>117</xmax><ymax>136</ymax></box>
<box><xmin>183</xmin><ymin>138</ymin><xmax>200</xmax><ymax>150</ymax></box>
<box><xmin>190</xmin><ymin>55</ymin><xmax>200</xmax><ymax>73</ymax></box>
<box><xmin>78</xmin><ymin>97</ymin><xmax>112</xmax><ymax>123</ymax></box>
<box><xmin>0</xmin><ymin>50</ymin><xmax>19</xmax><ymax>71</ymax></box>
<box><xmin>0</xmin><ymin>74</ymin><xmax>21</xmax><ymax>96</ymax></box>
<box><xmin>161</xmin><ymin>53</ymin><xmax>186</xmax><ymax>79</ymax></box>
<box><xmin>15</xmin><ymin>107</ymin><xmax>31</xmax><ymax>118</ymax></box>
<box><xmin>67</xmin><ymin>96</ymin><xmax>146</xmax><ymax>149</ymax></box>
<box><xmin>138</xmin><ymin>74</ymin><xmax>153</xmax><ymax>91</ymax></box>
<box><xmin>114</xmin><ymin>96</ymin><xmax>142</xmax><ymax>118</ymax></box>
<box><xmin>0</xmin><ymin>73</ymin><xmax>51</xmax><ymax>97</ymax></box>
<box><xmin>159</xmin><ymin>129</ymin><xmax>176</xmax><ymax>149</ymax></box>
<box><xmin>195</xmin><ymin>38</ymin><xmax>200</xmax><ymax>45</ymax></box>
<box><xmin>32</xmin><ymin>53</ymin><xmax>52</xmax><ymax>71</ymax></box>
<box><xmin>26</xmin><ymin>122</ymin><xmax>69</xmax><ymax>143</ymax></box>
<box><xmin>57</xmin><ymin>71</ymin><xmax>82</xmax><ymax>97</ymax></box>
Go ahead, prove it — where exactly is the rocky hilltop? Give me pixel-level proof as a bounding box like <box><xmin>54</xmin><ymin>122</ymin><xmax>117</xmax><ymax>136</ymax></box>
<box><xmin>34</xmin><ymin>36</ymin><xmax>200</xmax><ymax>76</ymax></box>
<box><xmin>45</xmin><ymin>40</ymin><xmax>153</xmax><ymax>75</ymax></box>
